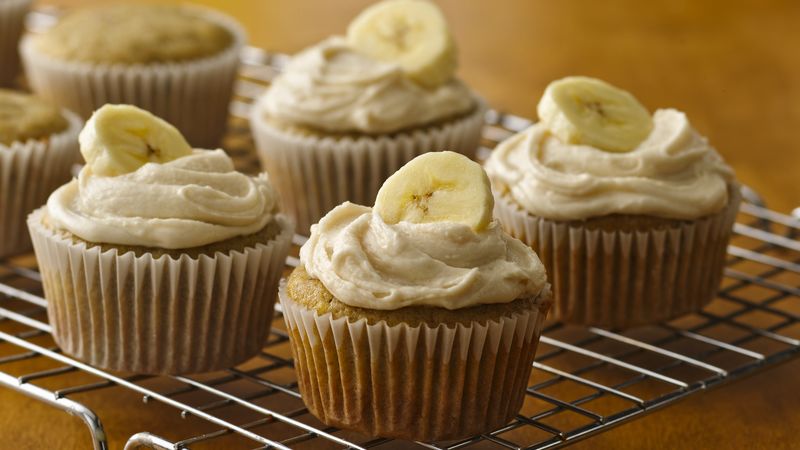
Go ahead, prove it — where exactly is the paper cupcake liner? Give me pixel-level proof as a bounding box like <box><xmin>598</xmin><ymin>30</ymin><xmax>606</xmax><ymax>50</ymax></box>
<box><xmin>0</xmin><ymin>0</ymin><xmax>30</xmax><ymax>86</ymax></box>
<box><xmin>279</xmin><ymin>282</ymin><xmax>551</xmax><ymax>441</ymax></box>
<box><xmin>28</xmin><ymin>209</ymin><xmax>294</xmax><ymax>375</ymax></box>
<box><xmin>0</xmin><ymin>110</ymin><xmax>81</xmax><ymax>258</ymax></box>
<box><xmin>250</xmin><ymin>99</ymin><xmax>486</xmax><ymax>234</ymax></box>
<box><xmin>19</xmin><ymin>7</ymin><xmax>245</xmax><ymax>148</ymax></box>
<box><xmin>493</xmin><ymin>187</ymin><xmax>741</xmax><ymax>328</ymax></box>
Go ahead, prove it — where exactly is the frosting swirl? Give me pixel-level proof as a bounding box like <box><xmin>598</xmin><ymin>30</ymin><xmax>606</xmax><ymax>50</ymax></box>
<box><xmin>260</xmin><ymin>37</ymin><xmax>474</xmax><ymax>134</ymax></box>
<box><xmin>300</xmin><ymin>202</ymin><xmax>547</xmax><ymax>310</ymax></box>
<box><xmin>47</xmin><ymin>149</ymin><xmax>278</xmax><ymax>249</ymax></box>
<box><xmin>485</xmin><ymin>109</ymin><xmax>735</xmax><ymax>221</ymax></box>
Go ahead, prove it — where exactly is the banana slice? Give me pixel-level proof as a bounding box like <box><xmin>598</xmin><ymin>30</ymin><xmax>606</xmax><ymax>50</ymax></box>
<box><xmin>374</xmin><ymin>151</ymin><xmax>494</xmax><ymax>231</ymax></box>
<box><xmin>347</xmin><ymin>0</ymin><xmax>456</xmax><ymax>88</ymax></box>
<box><xmin>537</xmin><ymin>76</ymin><xmax>653</xmax><ymax>153</ymax></box>
<box><xmin>79</xmin><ymin>104</ymin><xmax>192</xmax><ymax>177</ymax></box>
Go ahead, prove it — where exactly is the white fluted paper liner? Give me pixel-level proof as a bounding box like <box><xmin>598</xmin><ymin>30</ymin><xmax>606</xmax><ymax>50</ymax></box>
<box><xmin>0</xmin><ymin>0</ymin><xmax>30</xmax><ymax>86</ymax></box>
<box><xmin>250</xmin><ymin>98</ymin><xmax>486</xmax><ymax>235</ymax></box>
<box><xmin>19</xmin><ymin>7</ymin><xmax>245</xmax><ymax>148</ymax></box>
<box><xmin>0</xmin><ymin>110</ymin><xmax>81</xmax><ymax>258</ymax></box>
<box><xmin>493</xmin><ymin>187</ymin><xmax>741</xmax><ymax>328</ymax></box>
<box><xmin>28</xmin><ymin>209</ymin><xmax>294</xmax><ymax>375</ymax></box>
<box><xmin>279</xmin><ymin>281</ymin><xmax>551</xmax><ymax>441</ymax></box>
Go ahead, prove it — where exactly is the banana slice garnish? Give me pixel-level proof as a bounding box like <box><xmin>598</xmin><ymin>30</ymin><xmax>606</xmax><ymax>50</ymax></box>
<box><xmin>79</xmin><ymin>104</ymin><xmax>192</xmax><ymax>177</ymax></box>
<box><xmin>347</xmin><ymin>0</ymin><xmax>457</xmax><ymax>88</ymax></box>
<box><xmin>374</xmin><ymin>151</ymin><xmax>494</xmax><ymax>231</ymax></box>
<box><xmin>537</xmin><ymin>76</ymin><xmax>653</xmax><ymax>153</ymax></box>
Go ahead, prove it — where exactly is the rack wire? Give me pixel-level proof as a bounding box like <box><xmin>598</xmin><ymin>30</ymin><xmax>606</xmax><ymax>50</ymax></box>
<box><xmin>2</xmin><ymin>9</ymin><xmax>800</xmax><ymax>450</ymax></box>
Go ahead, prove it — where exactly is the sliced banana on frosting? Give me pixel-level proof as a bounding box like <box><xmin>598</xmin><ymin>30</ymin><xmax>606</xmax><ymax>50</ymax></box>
<box><xmin>347</xmin><ymin>0</ymin><xmax>456</xmax><ymax>88</ymax></box>
<box><xmin>79</xmin><ymin>104</ymin><xmax>192</xmax><ymax>177</ymax></box>
<box><xmin>374</xmin><ymin>151</ymin><xmax>494</xmax><ymax>231</ymax></box>
<box><xmin>537</xmin><ymin>76</ymin><xmax>653</xmax><ymax>153</ymax></box>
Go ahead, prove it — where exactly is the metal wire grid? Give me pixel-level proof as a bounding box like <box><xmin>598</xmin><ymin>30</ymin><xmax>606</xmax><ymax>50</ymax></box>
<box><xmin>1</xmin><ymin>13</ymin><xmax>800</xmax><ymax>450</ymax></box>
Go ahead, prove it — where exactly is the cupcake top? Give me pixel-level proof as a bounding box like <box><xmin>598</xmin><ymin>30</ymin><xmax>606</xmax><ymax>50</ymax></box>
<box><xmin>259</xmin><ymin>0</ymin><xmax>474</xmax><ymax>135</ymax></box>
<box><xmin>0</xmin><ymin>89</ymin><xmax>68</xmax><ymax>145</ymax></box>
<box><xmin>485</xmin><ymin>76</ymin><xmax>735</xmax><ymax>221</ymax></box>
<box><xmin>300</xmin><ymin>151</ymin><xmax>547</xmax><ymax>311</ymax></box>
<box><xmin>46</xmin><ymin>105</ymin><xmax>278</xmax><ymax>249</ymax></box>
<box><xmin>33</xmin><ymin>4</ymin><xmax>234</xmax><ymax>64</ymax></box>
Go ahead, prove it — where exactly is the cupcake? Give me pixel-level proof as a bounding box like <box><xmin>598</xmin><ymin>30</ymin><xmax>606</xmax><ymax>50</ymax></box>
<box><xmin>0</xmin><ymin>88</ymin><xmax>81</xmax><ymax>258</ymax></box>
<box><xmin>0</xmin><ymin>0</ymin><xmax>30</xmax><ymax>86</ymax></box>
<box><xmin>250</xmin><ymin>0</ymin><xmax>486</xmax><ymax>234</ymax></box>
<box><xmin>485</xmin><ymin>76</ymin><xmax>740</xmax><ymax>328</ymax></box>
<box><xmin>20</xmin><ymin>4</ymin><xmax>244</xmax><ymax>148</ymax></box>
<box><xmin>280</xmin><ymin>151</ymin><xmax>551</xmax><ymax>441</ymax></box>
<box><xmin>27</xmin><ymin>104</ymin><xmax>293</xmax><ymax>374</ymax></box>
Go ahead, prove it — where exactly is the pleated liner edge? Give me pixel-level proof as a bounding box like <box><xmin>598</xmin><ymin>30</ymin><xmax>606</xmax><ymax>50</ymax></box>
<box><xmin>279</xmin><ymin>282</ymin><xmax>552</xmax><ymax>441</ymax></box>
<box><xmin>28</xmin><ymin>209</ymin><xmax>294</xmax><ymax>375</ymax></box>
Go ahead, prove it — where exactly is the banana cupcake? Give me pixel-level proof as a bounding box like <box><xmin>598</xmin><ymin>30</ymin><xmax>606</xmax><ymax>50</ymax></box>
<box><xmin>250</xmin><ymin>0</ymin><xmax>485</xmax><ymax>234</ymax></box>
<box><xmin>1</xmin><ymin>89</ymin><xmax>81</xmax><ymax>258</ymax></box>
<box><xmin>21</xmin><ymin>4</ymin><xmax>244</xmax><ymax>147</ymax></box>
<box><xmin>485</xmin><ymin>76</ymin><xmax>740</xmax><ymax>328</ymax></box>
<box><xmin>281</xmin><ymin>151</ymin><xmax>551</xmax><ymax>441</ymax></box>
<box><xmin>0</xmin><ymin>0</ymin><xmax>30</xmax><ymax>86</ymax></box>
<box><xmin>28</xmin><ymin>104</ymin><xmax>293</xmax><ymax>374</ymax></box>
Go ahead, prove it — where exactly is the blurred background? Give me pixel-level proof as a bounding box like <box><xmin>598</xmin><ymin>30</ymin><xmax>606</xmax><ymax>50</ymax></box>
<box><xmin>46</xmin><ymin>0</ymin><xmax>800</xmax><ymax>214</ymax></box>
<box><xmin>4</xmin><ymin>1</ymin><xmax>800</xmax><ymax>449</ymax></box>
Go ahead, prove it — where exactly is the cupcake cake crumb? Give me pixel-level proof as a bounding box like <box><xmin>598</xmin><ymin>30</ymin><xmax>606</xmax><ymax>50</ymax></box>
<box><xmin>0</xmin><ymin>89</ymin><xmax>68</xmax><ymax>145</ymax></box>
<box><xmin>33</xmin><ymin>5</ymin><xmax>233</xmax><ymax>64</ymax></box>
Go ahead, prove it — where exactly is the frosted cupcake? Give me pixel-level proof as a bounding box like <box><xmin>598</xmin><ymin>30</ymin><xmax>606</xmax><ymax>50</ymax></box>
<box><xmin>28</xmin><ymin>105</ymin><xmax>293</xmax><ymax>374</ymax></box>
<box><xmin>0</xmin><ymin>0</ymin><xmax>30</xmax><ymax>86</ymax></box>
<box><xmin>0</xmin><ymin>89</ymin><xmax>81</xmax><ymax>257</ymax></box>
<box><xmin>20</xmin><ymin>4</ymin><xmax>244</xmax><ymax>147</ymax></box>
<box><xmin>485</xmin><ymin>76</ymin><xmax>740</xmax><ymax>328</ymax></box>
<box><xmin>280</xmin><ymin>151</ymin><xmax>551</xmax><ymax>440</ymax></box>
<box><xmin>250</xmin><ymin>0</ymin><xmax>485</xmax><ymax>234</ymax></box>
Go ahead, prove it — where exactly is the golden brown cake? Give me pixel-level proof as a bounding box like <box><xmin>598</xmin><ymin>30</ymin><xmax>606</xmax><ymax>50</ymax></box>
<box><xmin>495</xmin><ymin>186</ymin><xmax>741</xmax><ymax>327</ymax></box>
<box><xmin>0</xmin><ymin>89</ymin><xmax>80</xmax><ymax>258</ymax></box>
<box><xmin>0</xmin><ymin>88</ymin><xmax>68</xmax><ymax>145</ymax></box>
<box><xmin>33</xmin><ymin>5</ymin><xmax>233</xmax><ymax>64</ymax></box>
<box><xmin>283</xmin><ymin>266</ymin><xmax>551</xmax><ymax>441</ymax></box>
<box><xmin>288</xmin><ymin>266</ymin><xmax>540</xmax><ymax>327</ymax></box>
<box><xmin>20</xmin><ymin>4</ymin><xmax>245</xmax><ymax>148</ymax></box>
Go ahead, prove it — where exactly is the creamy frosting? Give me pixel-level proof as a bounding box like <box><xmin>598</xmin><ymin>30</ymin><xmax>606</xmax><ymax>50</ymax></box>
<box><xmin>47</xmin><ymin>149</ymin><xmax>278</xmax><ymax>249</ymax></box>
<box><xmin>300</xmin><ymin>202</ymin><xmax>547</xmax><ymax>311</ymax></box>
<box><xmin>485</xmin><ymin>109</ymin><xmax>735</xmax><ymax>221</ymax></box>
<box><xmin>260</xmin><ymin>37</ymin><xmax>474</xmax><ymax>134</ymax></box>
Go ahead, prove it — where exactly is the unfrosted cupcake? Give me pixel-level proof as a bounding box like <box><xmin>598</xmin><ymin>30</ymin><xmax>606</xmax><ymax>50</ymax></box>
<box><xmin>485</xmin><ymin>76</ymin><xmax>740</xmax><ymax>328</ymax></box>
<box><xmin>280</xmin><ymin>151</ymin><xmax>551</xmax><ymax>441</ymax></box>
<box><xmin>20</xmin><ymin>4</ymin><xmax>244</xmax><ymax>147</ymax></box>
<box><xmin>0</xmin><ymin>0</ymin><xmax>30</xmax><ymax>86</ymax></box>
<box><xmin>28</xmin><ymin>104</ymin><xmax>293</xmax><ymax>374</ymax></box>
<box><xmin>0</xmin><ymin>88</ymin><xmax>81</xmax><ymax>257</ymax></box>
<box><xmin>250</xmin><ymin>0</ymin><xmax>485</xmax><ymax>234</ymax></box>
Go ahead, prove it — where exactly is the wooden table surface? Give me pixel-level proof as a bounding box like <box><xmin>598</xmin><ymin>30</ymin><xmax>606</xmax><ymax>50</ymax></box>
<box><xmin>3</xmin><ymin>1</ymin><xmax>800</xmax><ymax>449</ymax></box>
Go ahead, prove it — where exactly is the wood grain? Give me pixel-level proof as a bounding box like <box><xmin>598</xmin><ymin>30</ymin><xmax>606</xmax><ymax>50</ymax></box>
<box><xmin>3</xmin><ymin>0</ymin><xmax>799</xmax><ymax>449</ymax></box>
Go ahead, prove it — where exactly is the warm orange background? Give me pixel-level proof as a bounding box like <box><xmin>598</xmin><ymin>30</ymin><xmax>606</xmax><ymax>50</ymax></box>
<box><xmin>43</xmin><ymin>0</ymin><xmax>800</xmax><ymax>214</ymax></box>
<box><xmin>2</xmin><ymin>1</ymin><xmax>799</xmax><ymax>449</ymax></box>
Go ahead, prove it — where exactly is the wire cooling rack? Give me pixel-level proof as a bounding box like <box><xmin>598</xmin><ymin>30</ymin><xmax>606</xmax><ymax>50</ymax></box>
<box><xmin>3</xmin><ymin>9</ymin><xmax>800</xmax><ymax>450</ymax></box>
